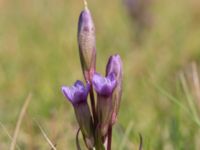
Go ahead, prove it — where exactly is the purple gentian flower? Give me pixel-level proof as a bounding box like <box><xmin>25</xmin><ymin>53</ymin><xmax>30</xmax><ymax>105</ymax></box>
<box><xmin>62</xmin><ymin>80</ymin><xmax>90</xmax><ymax>106</ymax></box>
<box><xmin>92</xmin><ymin>73</ymin><xmax>117</xmax><ymax>138</ymax></box>
<box><xmin>92</xmin><ymin>73</ymin><xmax>117</xmax><ymax>96</ymax></box>
<box><xmin>61</xmin><ymin>80</ymin><xmax>94</xmax><ymax>149</ymax></box>
<box><xmin>106</xmin><ymin>54</ymin><xmax>123</xmax><ymax>124</ymax></box>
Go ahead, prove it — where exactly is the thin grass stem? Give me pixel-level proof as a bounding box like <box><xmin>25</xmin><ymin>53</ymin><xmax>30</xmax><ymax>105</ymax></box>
<box><xmin>119</xmin><ymin>121</ymin><xmax>133</xmax><ymax>150</ymax></box>
<box><xmin>10</xmin><ymin>93</ymin><xmax>32</xmax><ymax>150</ymax></box>
<box><xmin>34</xmin><ymin>120</ymin><xmax>57</xmax><ymax>150</ymax></box>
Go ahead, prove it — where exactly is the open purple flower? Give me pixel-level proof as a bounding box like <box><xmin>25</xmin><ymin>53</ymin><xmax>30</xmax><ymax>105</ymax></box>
<box><xmin>62</xmin><ymin>80</ymin><xmax>90</xmax><ymax>106</ymax></box>
<box><xmin>62</xmin><ymin>81</ymin><xmax>94</xmax><ymax>149</ymax></box>
<box><xmin>92</xmin><ymin>73</ymin><xmax>116</xmax><ymax>96</ymax></box>
<box><xmin>106</xmin><ymin>54</ymin><xmax>123</xmax><ymax>124</ymax></box>
<box><xmin>92</xmin><ymin>73</ymin><xmax>117</xmax><ymax>138</ymax></box>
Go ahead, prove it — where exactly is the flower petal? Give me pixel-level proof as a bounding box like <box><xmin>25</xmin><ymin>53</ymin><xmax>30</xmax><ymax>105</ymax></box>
<box><xmin>62</xmin><ymin>86</ymin><xmax>74</xmax><ymax>103</ymax></box>
<box><xmin>61</xmin><ymin>80</ymin><xmax>89</xmax><ymax>105</ymax></box>
<box><xmin>106</xmin><ymin>54</ymin><xmax>122</xmax><ymax>78</ymax></box>
<box><xmin>92</xmin><ymin>73</ymin><xmax>117</xmax><ymax>96</ymax></box>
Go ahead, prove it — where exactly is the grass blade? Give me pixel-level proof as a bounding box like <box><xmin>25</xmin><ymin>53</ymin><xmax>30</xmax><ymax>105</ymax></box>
<box><xmin>10</xmin><ymin>93</ymin><xmax>32</xmax><ymax>150</ymax></box>
<box><xmin>34</xmin><ymin>120</ymin><xmax>57</xmax><ymax>150</ymax></box>
<box><xmin>119</xmin><ymin>121</ymin><xmax>133</xmax><ymax>150</ymax></box>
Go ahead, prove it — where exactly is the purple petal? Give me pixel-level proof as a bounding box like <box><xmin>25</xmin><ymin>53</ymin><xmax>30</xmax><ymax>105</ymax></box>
<box><xmin>74</xmin><ymin>80</ymin><xmax>85</xmax><ymax>91</ymax></box>
<box><xmin>62</xmin><ymin>86</ymin><xmax>74</xmax><ymax>103</ymax></box>
<box><xmin>78</xmin><ymin>9</ymin><xmax>94</xmax><ymax>34</ymax></box>
<box><xmin>61</xmin><ymin>80</ymin><xmax>90</xmax><ymax>105</ymax></box>
<box><xmin>106</xmin><ymin>54</ymin><xmax>122</xmax><ymax>78</ymax></box>
<box><xmin>92</xmin><ymin>73</ymin><xmax>117</xmax><ymax>96</ymax></box>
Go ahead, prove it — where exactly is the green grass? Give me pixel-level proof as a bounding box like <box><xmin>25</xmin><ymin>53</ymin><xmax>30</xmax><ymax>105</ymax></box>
<box><xmin>1</xmin><ymin>0</ymin><xmax>200</xmax><ymax>149</ymax></box>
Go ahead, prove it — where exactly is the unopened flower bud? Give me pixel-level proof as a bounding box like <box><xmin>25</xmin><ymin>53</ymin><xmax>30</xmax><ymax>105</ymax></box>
<box><xmin>62</xmin><ymin>81</ymin><xmax>94</xmax><ymax>149</ymax></box>
<box><xmin>78</xmin><ymin>7</ymin><xmax>96</xmax><ymax>81</ymax></box>
<box><xmin>106</xmin><ymin>54</ymin><xmax>123</xmax><ymax>125</ymax></box>
<box><xmin>92</xmin><ymin>73</ymin><xmax>117</xmax><ymax>137</ymax></box>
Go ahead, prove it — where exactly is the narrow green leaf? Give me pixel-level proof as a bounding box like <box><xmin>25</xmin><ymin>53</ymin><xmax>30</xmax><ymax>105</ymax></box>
<box><xmin>138</xmin><ymin>134</ymin><xmax>143</xmax><ymax>150</ymax></box>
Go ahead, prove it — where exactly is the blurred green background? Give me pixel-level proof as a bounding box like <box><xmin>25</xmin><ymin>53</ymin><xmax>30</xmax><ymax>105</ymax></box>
<box><xmin>1</xmin><ymin>0</ymin><xmax>200</xmax><ymax>149</ymax></box>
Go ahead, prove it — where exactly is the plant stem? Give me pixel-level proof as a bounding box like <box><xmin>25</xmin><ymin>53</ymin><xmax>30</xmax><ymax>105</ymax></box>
<box><xmin>89</xmin><ymin>84</ymin><xmax>96</xmax><ymax>125</ymax></box>
<box><xmin>107</xmin><ymin>125</ymin><xmax>112</xmax><ymax>150</ymax></box>
<box><xmin>82</xmin><ymin>0</ymin><xmax>88</xmax><ymax>9</ymax></box>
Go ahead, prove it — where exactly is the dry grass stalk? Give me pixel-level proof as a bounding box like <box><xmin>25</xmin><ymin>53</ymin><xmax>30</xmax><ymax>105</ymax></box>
<box><xmin>192</xmin><ymin>62</ymin><xmax>200</xmax><ymax>106</ymax></box>
<box><xmin>0</xmin><ymin>121</ymin><xmax>21</xmax><ymax>150</ymax></box>
<box><xmin>10</xmin><ymin>93</ymin><xmax>32</xmax><ymax>150</ymax></box>
<box><xmin>34</xmin><ymin>120</ymin><xmax>57</xmax><ymax>150</ymax></box>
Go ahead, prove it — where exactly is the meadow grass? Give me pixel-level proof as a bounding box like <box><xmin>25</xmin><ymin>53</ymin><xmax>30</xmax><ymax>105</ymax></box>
<box><xmin>0</xmin><ymin>0</ymin><xmax>200</xmax><ymax>149</ymax></box>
